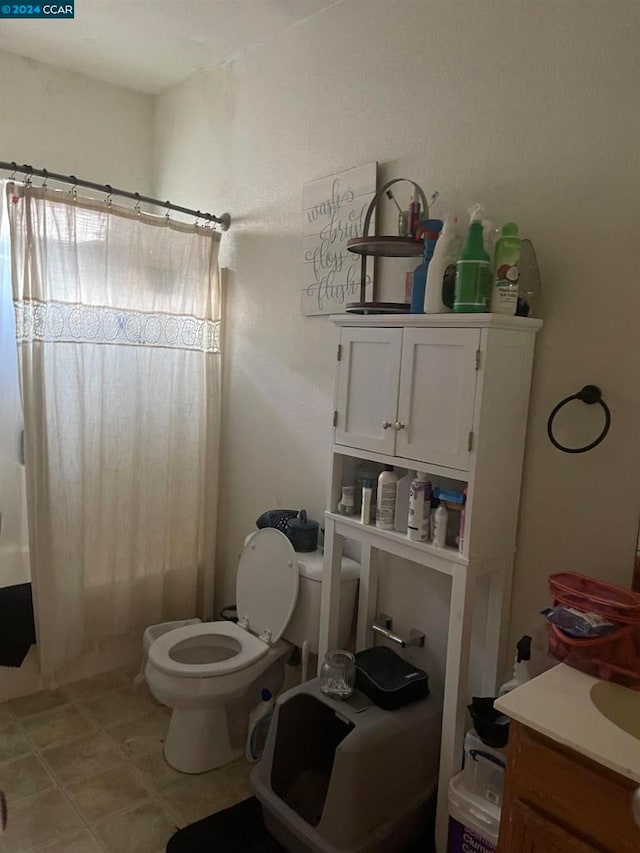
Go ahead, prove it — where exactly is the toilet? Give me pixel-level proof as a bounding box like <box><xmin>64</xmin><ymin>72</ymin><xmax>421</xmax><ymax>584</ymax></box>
<box><xmin>145</xmin><ymin>528</ymin><xmax>359</xmax><ymax>774</ymax></box>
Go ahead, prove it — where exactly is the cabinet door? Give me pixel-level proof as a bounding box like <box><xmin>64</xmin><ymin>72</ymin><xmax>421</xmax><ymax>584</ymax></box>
<box><xmin>500</xmin><ymin>800</ymin><xmax>602</xmax><ymax>853</ymax></box>
<box><xmin>334</xmin><ymin>327</ymin><xmax>402</xmax><ymax>454</ymax></box>
<box><xmin>395</xmin><ymin>327</ymin><xmax>480</xmax><ymax>470</ymax></box>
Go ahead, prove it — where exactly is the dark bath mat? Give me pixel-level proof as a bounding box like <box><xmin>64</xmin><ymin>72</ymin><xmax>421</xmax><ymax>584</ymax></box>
<box><xmin>0</xmin><ymin>583</ymin><xmax>36</xmax><ymax>667</ymax></box>
<box><xmin>166</xmin><ymin>797</ymin><xmax>283</xmax><ymax>853</ymax></box>
<box><xmin>165</xmin><ymin>795</ymin><xmax>435</xmax><ymax>853</ymax></box>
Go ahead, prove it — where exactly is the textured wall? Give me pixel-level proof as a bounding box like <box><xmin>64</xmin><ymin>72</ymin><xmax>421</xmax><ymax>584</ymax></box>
<box><xmin>0</xmin><ymin>47</ymin><xmax>153</xmax><ymax>192</ymax></box>
<box><xmin>153</xmin><ymin>0</ymin><xmax>640</xmax><ymax>686</ymax></box>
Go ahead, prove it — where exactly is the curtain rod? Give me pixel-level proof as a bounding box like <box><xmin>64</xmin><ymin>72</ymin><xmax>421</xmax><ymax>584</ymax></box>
<box><xmin>0</xmin><ymin>161</ymin><xmax>231</xmax><ymax>231</ymax></box>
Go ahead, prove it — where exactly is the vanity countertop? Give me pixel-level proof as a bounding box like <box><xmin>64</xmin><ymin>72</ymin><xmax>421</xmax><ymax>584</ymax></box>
<box><xmin>494</xmin><ymin>663</ymin><xmax>640</xmax><ymax>784</ymax></box>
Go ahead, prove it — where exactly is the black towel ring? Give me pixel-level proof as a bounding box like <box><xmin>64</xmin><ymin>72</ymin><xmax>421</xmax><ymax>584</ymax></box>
<box><xmin>547</xmin><ymin>385</ymin><xmax>611</xmax><ymax>454</ymax></box>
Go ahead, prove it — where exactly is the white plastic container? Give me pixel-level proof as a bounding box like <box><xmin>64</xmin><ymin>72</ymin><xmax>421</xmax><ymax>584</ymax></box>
<box><xmin>376</xmin><ymin>466</ymin><xmax>398</xmax><ymax>531</ymax></box>
<box><xmin>448</xmin><ymin>771</ymin><xmax>499</xmax><ymax>853</ymax></box>
<box><xmin>463</xmin><ymin>729</ymin><xmax>507</xmax><ymax>808</ymax></box>
<box><xmin>424</xmin><ymin>214</ymin><xmax>460</xmax><ymax>313</ymax></box>
<box><xmin>432</xmin><ymin>502</ymin><xmax>448</xmax><ymax>548</ymax></box>
<box><xmin>407</xmin><ymin>472</ymin><xmax>431</xmax><ymax>542</ymax></box>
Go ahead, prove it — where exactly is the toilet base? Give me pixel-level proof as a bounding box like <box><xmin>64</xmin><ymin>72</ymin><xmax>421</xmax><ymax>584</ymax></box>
<box><xmin>164</xmin><ymin>706</ymin><xmax>241</xmax><ymax>773</ymax></box>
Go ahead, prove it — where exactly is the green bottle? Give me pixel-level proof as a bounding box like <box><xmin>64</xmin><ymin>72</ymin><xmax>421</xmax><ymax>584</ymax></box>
<box><xmin>491</xmin><ymin>222</ymin><xmax>521</xmax><ymax>315</ymax></box>
<box><xmin>453</xmin><ymin>221</ymin><xmax>490</xmax><ymax>313</ymax></box>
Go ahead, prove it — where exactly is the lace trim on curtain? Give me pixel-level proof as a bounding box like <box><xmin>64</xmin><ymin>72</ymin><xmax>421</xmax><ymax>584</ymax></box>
<box><xmin>14</xmin><ymin>299</ymin><xmax>221</xmax><ymax>353</ymax></box>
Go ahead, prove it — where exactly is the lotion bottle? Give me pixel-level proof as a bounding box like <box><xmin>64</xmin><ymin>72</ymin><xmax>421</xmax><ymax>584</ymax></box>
<box><xmin>376</xmin><ymin>465</ymin><xmax>398</xmax><ymax>531</ymax></box>
<box><xmin>407</xmin><ymin>472</ymin><xmax>431</xmax><ymax>541</ymax></box>
<box><xmin>491</xmin><ymin>223</ymin><xmax>522</xmax><ymax>315</ymax></box>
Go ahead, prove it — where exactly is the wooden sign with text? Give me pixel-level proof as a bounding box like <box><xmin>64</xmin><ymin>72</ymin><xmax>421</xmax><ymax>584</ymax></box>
<box><xmin>301</xmin><ymin>162</ymin><xmax>376</xmax><ymax>316</ymax></box>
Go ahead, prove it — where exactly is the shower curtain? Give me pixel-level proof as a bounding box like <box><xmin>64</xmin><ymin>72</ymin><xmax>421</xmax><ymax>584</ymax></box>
<box><xmin>6</xmin><ymin>183</ymin><xmax>222</xmax><ymax>685</ymax></box>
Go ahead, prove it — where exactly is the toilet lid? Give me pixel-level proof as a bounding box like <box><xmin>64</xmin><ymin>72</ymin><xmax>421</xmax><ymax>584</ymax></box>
<box><xmin>236</xmin><ymin>528</ymin><xmax>299</xmax><ymax>643</ymax></box>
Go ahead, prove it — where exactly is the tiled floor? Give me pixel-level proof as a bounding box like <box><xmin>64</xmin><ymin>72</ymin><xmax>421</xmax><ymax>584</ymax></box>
<box><xmin>0</xmin><ymin>668</ymin><xmax>253</xmax><ymax>853</ymax></box>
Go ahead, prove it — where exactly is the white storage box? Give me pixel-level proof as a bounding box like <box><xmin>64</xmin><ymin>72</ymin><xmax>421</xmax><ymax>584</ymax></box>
<box><xmin>448</xmin><ymin>771</ymin><xmax>500</xmax><ymax>853</ymax></box>
<box><xmin>463</xmin><ymin>729</ymin><xmax>507</xmax><ymax>808</ymax></box>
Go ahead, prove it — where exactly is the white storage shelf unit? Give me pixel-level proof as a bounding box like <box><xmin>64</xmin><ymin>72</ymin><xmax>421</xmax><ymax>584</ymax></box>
<box><xmin>318</xmin><ymin>313</ymin><xmax>541</xmax><ymax>853</ymax></box>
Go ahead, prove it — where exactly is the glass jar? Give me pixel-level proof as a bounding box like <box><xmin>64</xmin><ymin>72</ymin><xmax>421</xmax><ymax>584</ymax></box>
<box><xmin>320</xmin><ymin>650</ymin><xmax>356</xmax><ymax>700</ymax></box>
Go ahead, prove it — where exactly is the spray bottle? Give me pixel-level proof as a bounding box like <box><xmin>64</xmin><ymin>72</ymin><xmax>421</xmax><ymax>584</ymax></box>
<box><xmin>499</xmin><ymin>636</ymin><xmax>533</xmax><ymax>696</ymax></box>
<box><xmin>424</xmin><ymin>214</ymin><xmax>461</xmax><ymax>313</ymax></box>
<box><xmin>453</xmin><ymin>209</ymin><xmax>491</xmax><ymax>313</ymax></box>
<box><xmin>410</xmin><ymin>220</ymin><xmax>443</xmax><ymax>313</ymax></box>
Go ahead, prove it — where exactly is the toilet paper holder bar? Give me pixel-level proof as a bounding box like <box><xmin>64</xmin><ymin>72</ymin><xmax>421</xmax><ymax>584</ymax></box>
<box><xmin>370</xmin><ymin>614</ymin><xmax>425</xmax><ymax>649</ymax></box>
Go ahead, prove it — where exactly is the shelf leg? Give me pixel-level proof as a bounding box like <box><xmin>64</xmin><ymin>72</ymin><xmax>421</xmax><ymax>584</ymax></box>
<box><xmin>318</xmin><ymin>516</ymin><xmax>344</xmax><ymax>675</ymax></box>
<box><xmin>483</xmin><ymin>561</ymin><xmax>510</xmax><ymax>694</ymax></box>
<box><xmin>355</xmin><ymin>542</ymin><xmax>378</xmax><ymax>650</ymax></box>
<box><xmin>435</xmin><ymin>566</ymin><xmax>476</xmax><ymax>853</ymax></box>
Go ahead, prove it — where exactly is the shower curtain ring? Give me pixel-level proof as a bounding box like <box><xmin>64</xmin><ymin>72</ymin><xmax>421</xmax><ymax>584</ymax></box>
<box><xmin>104</xmin><ymin>184</ymin><xmax>113</xmax><ymax>209</ymax></box>
<box><xmin>194</xmin><ymin>210</ymin><xmax>201</xmax><ymax>229</ymax></box>
<box><xmin>10</xmin><ymin>162</ymin><xmax>17</xmax><ymax>180</ymax></box>
<box><xmin>165</xmin><ymin>201</ymin><xmax>171</xmax><ymax>222</ymax></box>
<box><xmin>24</xmin><ymin>165</ymin><xmax>33</xmax><ymax>188</ymax></box>
<box><xmin>41</xmin><ymin>169</ymin><xmax>48</xmax><ymax>188</ymax></box>
<box><xmin>69</xmin><ymin>175</ymin><xmax>78</xmax><ymax>201</ymax></box>
<box><xmin>134</xmin><ymin>192</ymin><xmax>141</xmax><ymax>215</ymax></box>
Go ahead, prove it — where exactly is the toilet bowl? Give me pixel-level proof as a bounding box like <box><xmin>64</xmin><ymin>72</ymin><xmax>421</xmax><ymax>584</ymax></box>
<box><xmin>145</xmin><ymin>528</ymin><xmax>301</xmax><ymax>774</ymax></box>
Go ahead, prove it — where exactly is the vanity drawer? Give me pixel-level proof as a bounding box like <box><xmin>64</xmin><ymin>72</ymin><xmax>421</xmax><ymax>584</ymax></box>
<box><xmin>506</xmin><ymin>722</ymin><xmax>640</xmax><ymax>853</ymax></box>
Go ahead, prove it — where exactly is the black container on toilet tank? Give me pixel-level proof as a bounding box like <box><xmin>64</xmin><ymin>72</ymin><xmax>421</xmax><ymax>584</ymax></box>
<box><xmin>287</xmin><ymin>510</ymin><xmax>319</xmax><ymax>552</ymax></box>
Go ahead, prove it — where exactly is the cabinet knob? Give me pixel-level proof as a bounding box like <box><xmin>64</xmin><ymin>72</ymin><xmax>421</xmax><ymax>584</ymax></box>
<box><xmin>394</xmin><ymin>422</ymin><xmax>405</xmax><ymax>431</ymax></box>
<box><xmin>382</xmin><ymin>420</ymin><xmax>392</xmax><ymax>430</ymax></box>
<box><xmin>633</xmin><ymin>787</ymin><xmax>640</xmax><ymax>828</ymax></box>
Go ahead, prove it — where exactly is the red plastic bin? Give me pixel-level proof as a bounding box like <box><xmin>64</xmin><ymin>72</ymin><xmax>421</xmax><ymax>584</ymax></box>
<box><xmin>549</xmin><ymin>572</ymin><xmax>640</xmax><ymax>625</ymax></box>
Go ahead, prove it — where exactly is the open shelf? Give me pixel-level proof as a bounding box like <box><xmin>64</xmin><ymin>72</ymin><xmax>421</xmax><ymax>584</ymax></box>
<box><xmin>346</xmin><ymin>235</ymin><xmax>425</xmax><ymax>257</ymax></box>
<box><xmin>325</xmin><ymin>511</ymin><xmax>468</xmax><ymax>573</ymax></box>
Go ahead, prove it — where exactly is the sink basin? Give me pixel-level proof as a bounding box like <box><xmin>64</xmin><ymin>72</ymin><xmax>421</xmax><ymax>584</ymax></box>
<box><xmin>590</xmin><ymin>680</ymin><xmax>640</xmax><ymax>739</ymax></box>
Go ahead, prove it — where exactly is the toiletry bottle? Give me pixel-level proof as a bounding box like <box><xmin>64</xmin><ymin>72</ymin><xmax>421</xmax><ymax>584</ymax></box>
<box><xmin>407</xmin><ymin>472</ymin><xmax>431</xmax><ymax>541</ymax></box>
<box><xmin>338</xmin><ymin>486</ymin><xmax>355</xmax><ymax>516</ymax></box>
<box><xmin>245</xmin><ymin>688</ymin><xmax>275</xmax><ymax>762</ymax></box>
<box><xmin>410</xmin><ymin>220</ymin><xmax>442</xmax><ymax>313</ymax></box>
<box><xmin>376</xmin><ymin>465</ymin><xmax>398</xmax><ymax>531</ymax></box>
<box><xmin>491</xmin><ymin>223</ymin><xmax>521</xmax><ymax>315</ymax></box>
<box><xmin>394</xmin><ymin>469</ymin><xmax>413</xmax><ymax>531</ymax></box>
<box><xmin>356</xmin><ymin>461</ymin><xmax>380</xmax><ymax>515</ymax></box>
<box><xmin>361</xmin><ymin>480</ymin><xmax>373</xmax><ymax>525</ymax></box>
<box><xmin>453</xmin><ymin>221</ymin><xmax>491</xmax><ymax>313</ymax></box>
<box><xmin>424</xmin><ymin>214</ymin><xmax>460</xmax><ymax>313</ymax></box>
<box><xmin>408</xmin><ymin>188</ymin><xmax>421</xmax><ymax>239</ymax></box>
<box><xmin>457</xmin><ymin>488</ymin><xmax>467</xmax><ymax>553</ymax></box>
<box><xmin>432</xmin><ymin>499</ymin><xmax>448</xmax><ymax>547</ymax></box>
<box><xmin>498</xmin><ymin>636</ymin><xmax>533</xmax><ymax>696</ymax></box>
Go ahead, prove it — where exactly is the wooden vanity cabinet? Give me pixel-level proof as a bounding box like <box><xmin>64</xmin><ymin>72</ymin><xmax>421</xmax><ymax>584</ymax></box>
<box><xmin>498</xmin><ymin>721</ymin><xmax>640</xmax><ymax>853</ymax></box>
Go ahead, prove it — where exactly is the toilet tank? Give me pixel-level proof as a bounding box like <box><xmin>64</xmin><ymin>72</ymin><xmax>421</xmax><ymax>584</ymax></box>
<box><xmin>284</xmin><ymin>550</ymin><xmax>359</xmax><ymax>654</ymax></box>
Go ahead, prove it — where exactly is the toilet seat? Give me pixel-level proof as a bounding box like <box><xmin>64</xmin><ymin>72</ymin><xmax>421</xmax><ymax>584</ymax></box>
<box><xmin>237</xmin><ymin>528</ymin><xmax>299</xmax><ymax>642</ymax></box>
<box><xmin>148</xmin><ymin>620</ymin><xmax>269</xmax><ymax>678</ymax></box>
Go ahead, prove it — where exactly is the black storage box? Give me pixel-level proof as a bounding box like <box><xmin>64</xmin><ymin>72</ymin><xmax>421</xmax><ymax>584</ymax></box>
<box><xmin>354</xmin><ymin>646</ymin><xmax>429</xmax><ymax>710</ymax></box>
